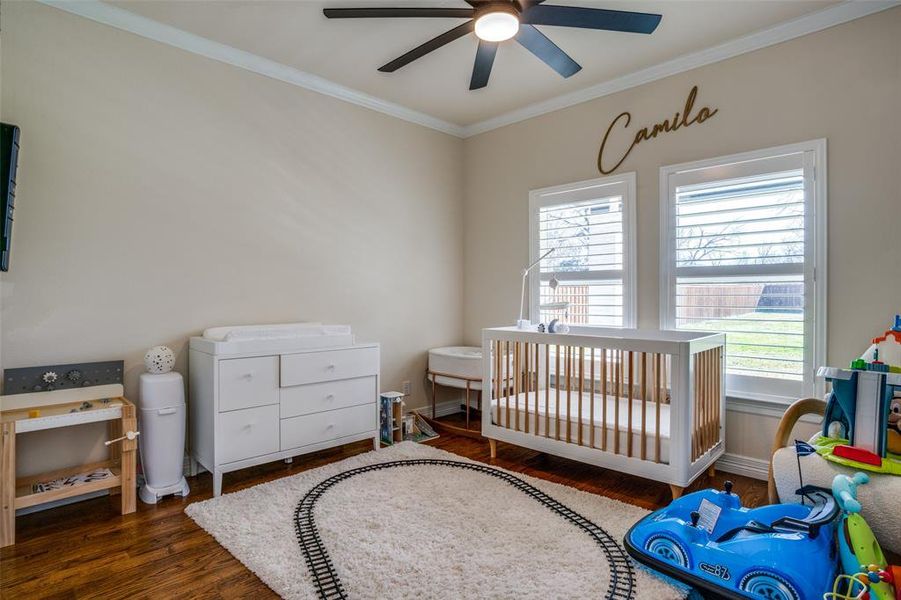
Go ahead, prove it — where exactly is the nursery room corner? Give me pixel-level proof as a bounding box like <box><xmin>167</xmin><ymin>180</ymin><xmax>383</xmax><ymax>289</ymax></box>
<box><xmin>1</xmin><ymin>1</ymin><xmax>899</xmax><ymax>599</ymax></box>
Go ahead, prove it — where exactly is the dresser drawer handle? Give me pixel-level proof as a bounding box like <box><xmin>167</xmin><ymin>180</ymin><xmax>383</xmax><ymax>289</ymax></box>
<box><xmin>327</xmin><ymin>423</ymin><xmax>335</xmax><ymax>429</ymax></box>
<box><xmin>325</xmin><ymin>394</ymin><xmax>335</xmax><ymax>401</ymax></box>
<box><xmin>241</xmin><ymin>372</ymin><xmax>254</xmax><ymax>381</ymax></box>
<box><xmin>325</xmin><ymin>364</ymin><xmax>336</xmax><ymax>370</ymax></box>
<box><xmin>243</xmin><ymin>422</ymin><xmax>255</xmax><ymax>429</ymax></box>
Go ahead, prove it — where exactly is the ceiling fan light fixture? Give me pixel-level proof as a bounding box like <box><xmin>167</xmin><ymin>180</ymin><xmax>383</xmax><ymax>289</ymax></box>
<box><xmin>474</xmin><ymin>9</ymin><xmax>519</xmax><ymax>42</ymax></box>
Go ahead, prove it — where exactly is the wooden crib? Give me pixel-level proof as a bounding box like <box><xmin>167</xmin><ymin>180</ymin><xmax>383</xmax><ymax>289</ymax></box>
<box><xmin>481</xmin><ymin>326</ymin><xmax>725</xmax><ymax>499</ymax></box>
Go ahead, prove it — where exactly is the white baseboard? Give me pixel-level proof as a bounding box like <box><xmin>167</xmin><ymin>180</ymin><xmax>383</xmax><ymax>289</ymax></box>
<box><xmin>716</xmin><ymin>452</ymin><xmax>769</xmax><ymax>481</ymax></box>
<box><xmin>409</xmin><ymin>399</ymin><xmax>472</xmax><ymax>419</ymax></box>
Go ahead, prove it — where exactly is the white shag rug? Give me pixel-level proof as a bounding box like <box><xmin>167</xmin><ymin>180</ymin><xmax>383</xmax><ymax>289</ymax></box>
<box><xmin>185</xmin><ymin>442</ymin><xmax>684</xmax><ymax>599</ymax></box>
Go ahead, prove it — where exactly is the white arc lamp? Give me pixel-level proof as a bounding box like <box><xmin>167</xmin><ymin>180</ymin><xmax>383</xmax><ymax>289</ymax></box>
<box><xmin>518</xmin><ymin>248</ymin><xmax>554</xmax><ymax>329</ymax></box>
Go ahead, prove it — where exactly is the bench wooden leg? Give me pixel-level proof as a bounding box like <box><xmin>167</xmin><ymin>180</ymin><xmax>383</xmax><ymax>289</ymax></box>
<box><xmin>488</xmin><ymin>438</ymin><xmax>497</xmax><ymax>459</ymax></box>
<box><xmin>1</xmin><ymin>422</ymin><xmax>15</xmax><ymax>548</ymax></box>
<box><xmin>669</xmin><ymin>484</ymin><xmax>684</xmax><ymax>500</ymax></box>
<box><xmin>707</xmin><ymin>464</ymin><xmax>716</xmax><ymax>478</ymax></box>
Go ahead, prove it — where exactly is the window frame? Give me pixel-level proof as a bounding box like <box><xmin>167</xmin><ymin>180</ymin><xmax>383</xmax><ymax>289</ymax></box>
<box><xmin>528</xmin><ymin>172</ymin><xmax>637</xmax><ymax>329</ymax></box>
<box><xmin>659</xmin><ymin>139</ymin><xmax>828</xmax><ymax>405</ymax></box>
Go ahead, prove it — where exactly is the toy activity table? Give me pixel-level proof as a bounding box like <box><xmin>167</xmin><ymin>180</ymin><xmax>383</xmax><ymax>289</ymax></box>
<box><xmin>0</xmin><ymin>383</ymin><xmax>137</xmax><ymax>547</ymax></box>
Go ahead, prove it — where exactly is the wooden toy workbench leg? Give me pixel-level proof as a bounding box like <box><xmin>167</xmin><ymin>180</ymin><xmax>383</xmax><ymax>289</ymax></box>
<box><xmin>118</xmin><ymin>404</ymin><xmax>137</xmax><ymax>515</ymax></box>
<box><xmin>1</xmin><ymin>421</ymin><xmax>15</xmax><ymax>548</ymax></box>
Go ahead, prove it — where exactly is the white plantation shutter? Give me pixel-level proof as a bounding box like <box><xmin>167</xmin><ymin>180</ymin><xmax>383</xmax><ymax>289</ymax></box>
<box><xmin>529</xmin><ymin>174</ymin><xmax>636</xmax><ymax>328</ymax></box>
<box><xmin>661</xmin><ymin>142</ymin><xmax>827</xmax><ymax>402</ymax></box>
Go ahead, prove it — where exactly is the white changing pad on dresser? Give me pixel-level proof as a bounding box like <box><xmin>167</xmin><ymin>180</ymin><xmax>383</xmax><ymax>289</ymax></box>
<box><xmin>190</xmin><ymin>322</ymin><xmax>355</xmax><ymax>355</ymax></box>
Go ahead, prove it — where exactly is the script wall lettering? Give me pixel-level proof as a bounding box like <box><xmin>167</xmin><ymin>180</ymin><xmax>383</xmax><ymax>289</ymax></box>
<box><xmin>597</xmin><ymin>86</ymin><xmax>719</xmax><ymax>175</ymax></box>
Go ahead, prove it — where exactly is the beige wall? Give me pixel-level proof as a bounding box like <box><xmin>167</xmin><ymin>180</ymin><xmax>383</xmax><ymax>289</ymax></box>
<box><xmin>0</xmin><ymin>1</ymin><xmax>464</xmax><ymax>474</ymax></box>
<box><xmin>462</xmin><ymin>8</ymin><xmax>901</xmax><ymax>462</ymax></box>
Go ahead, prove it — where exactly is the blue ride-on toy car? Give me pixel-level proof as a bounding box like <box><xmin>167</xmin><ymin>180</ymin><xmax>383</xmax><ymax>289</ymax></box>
<box><xmin>624</xmin><ymin>482</ymin><xmax>839</xmax><ymax>600</ymax></box>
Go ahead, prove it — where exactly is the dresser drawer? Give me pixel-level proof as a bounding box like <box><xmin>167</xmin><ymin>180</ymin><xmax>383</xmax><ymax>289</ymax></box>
<box><xmin>280</xmin><ymin>347</ymin><xmax>378</xmax><ymax>387</ymax></box>
<box><xmin>219</xmin><ymin>356</ymin><xmax>279</xmax><ymax>412</ymax></box>
<box><xmin>280</xmin><ymin>376</ymin><xmax>375</xmax><ymax>419</ymax></box>
<box><xmin>280</xmin><ymin>403</ymin><xmax>376</xmax><ymax>451</ymax></box>
<box><xmin>218</xmin><ymin>404</ymin><xmax>279</xmax><ymax>464</ymax></box>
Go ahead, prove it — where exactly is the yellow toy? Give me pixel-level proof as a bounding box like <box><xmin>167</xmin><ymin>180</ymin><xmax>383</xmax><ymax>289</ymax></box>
<box><xmin>824</xmin><ymin>574</ymin><xmax>868</xmax><ymax>600</ymax></box>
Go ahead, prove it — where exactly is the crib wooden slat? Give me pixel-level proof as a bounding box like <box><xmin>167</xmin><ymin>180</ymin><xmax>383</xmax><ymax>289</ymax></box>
<box><xmin>626</xmin><ymin>350</ymin><xmax>635</xmax><ymax>458</ymax></box>
<box><xmin>703</xmin><ymin>350</ymin><xmax>710</xmax><ymax>456</ymax></box>
<box><xmin>654</xmin><ymin>353</ymin><xmax>661</xmax><ymax>464</ymax></box>
<box><xmin>715</xmin><ymin>348</ymin><xmax>721</xmax><ymax>445</ymax></box>
<box><xmin>707</xmin><ymin>350</ymin><xmax>713</xmax><ymax>452</ymax></box>
<box><xmin>697</xmin><ymin>352</ymin><xmax>703</xmax><ymax>460</ymax></box>
<box><xmin>704</xmin><ymin>350</ymin><xmax>713</xmax><ymax>452</ymax></box>
<box><xmin>545</xmin><ymin>343</ymin><xmax>550</xmax><ymax>438</ymax></box>
<box><xmin>555</xmin><ymin>344</ymin><xmax>561</xmax><ymax>440</ymax></box>
<box><xmin>590</xmin><ymin>348</ymin><xmax>595</xmax><ymax>449</ymax></box>
<box><xmin>495</xmin><ymin>339</ymin><xmax>501</xmax><ymax>427</ymax></box>
<box><xmin>505</xmin><ymin>341</ymin><xmax>511</xmax><ymax>430</ymax></box>
<box><xmin>697</xmin><ymin>351</ymin><xmax>703</xmax><ymax>459</ymax></box>
<box><xmin>565</xmin><ymin>345</ymin><xmax>572</xmax><ymax>444</ymax></box>
<box><xmin>707</xmin><ymin>348</ymin><xmax>717</xmax><ymax>448</ymax></box>
<box><xmin>708</xmin><ymin>351</ymin><xmax>713</xmax><ymax>450</ymax></box>
<box><xmin>577</xmin><ymin>347</ymin><xmax>584</xmax><ymax>446</ymax></box>
<box><xmin>524</xmin><ymin>342</ymin><xmax>530</xmax><ymax>434</ymax></box>
<box><xmin>601</xmin><ymin>348</ymin><xmax>607</xmax><ymax>452</ymax></box>
<box><xmin>614</xmin><ymin>349</ymin><xmax>620</xmax><ymax>455</ymax></box>
<box><xmin>534</xmin><ymin>342</ymin><xmax>541</xmax><ymax>435</ymax></box>
<box><xmin>640</xmin><ymin>352</ymin><xmax>647</xmax><ymax>461</ymax></box>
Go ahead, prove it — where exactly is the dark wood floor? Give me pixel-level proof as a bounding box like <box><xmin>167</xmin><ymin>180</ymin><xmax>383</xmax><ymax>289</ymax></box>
<box><xmin>0</xmin><ymin>425</ymin><xmax>767</xmax><ymax>599</ymax></box>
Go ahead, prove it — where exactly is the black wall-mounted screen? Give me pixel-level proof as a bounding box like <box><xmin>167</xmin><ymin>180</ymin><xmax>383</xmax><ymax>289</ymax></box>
<box><xmin>1</xmin><ymin>122</ymin><xmax>20</xmax><ymax>272</ymax></box>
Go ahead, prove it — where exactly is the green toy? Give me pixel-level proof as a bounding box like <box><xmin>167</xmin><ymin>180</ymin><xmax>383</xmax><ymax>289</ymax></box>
<box><xmin>833</xmin><ymin>473</ymin><xmax>895</xmax><ymax>600</ymax></box>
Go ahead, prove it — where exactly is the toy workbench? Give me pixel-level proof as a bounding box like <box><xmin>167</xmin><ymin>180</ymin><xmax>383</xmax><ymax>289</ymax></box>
<box><xmin>0</xmin><ymin>383</ymin><xmax>138</xmax><ymax>547</ymax></box>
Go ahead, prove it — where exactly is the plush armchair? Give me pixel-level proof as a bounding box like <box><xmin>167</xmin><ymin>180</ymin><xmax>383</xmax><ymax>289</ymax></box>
<box><xmin>768</xmin><ymin>397</ymin><xmax>900</xmax><ymax>555</ymax></box>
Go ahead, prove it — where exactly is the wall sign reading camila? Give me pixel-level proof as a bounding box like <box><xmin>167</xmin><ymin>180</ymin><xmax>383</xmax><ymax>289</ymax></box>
<box><xmin>597</xmin><ymin>86</ymin><xmax>718</xmax><ymax>174</ymax></box>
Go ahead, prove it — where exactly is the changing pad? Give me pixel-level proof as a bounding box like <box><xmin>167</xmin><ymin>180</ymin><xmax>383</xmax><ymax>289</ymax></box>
<box><xmin>191</xmin><ymin>322</ymin><xmax>355</xmax><ymax>355</ymax></box>
<box><xmin>203</xmin><ymin>323</ymin><xmax>352</xmax><ymax>341</ymax></box>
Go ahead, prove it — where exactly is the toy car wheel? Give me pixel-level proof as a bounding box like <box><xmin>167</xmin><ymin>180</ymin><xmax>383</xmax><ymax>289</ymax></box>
<box><xmin>738</xmin><ymin>571</ymin><xmax>800</xmax><ymax>600</ymax></box>
<box><xmin>645</xmin><ymin>535</ymin><xmax>689</xmax><ymax>568</ymax></box>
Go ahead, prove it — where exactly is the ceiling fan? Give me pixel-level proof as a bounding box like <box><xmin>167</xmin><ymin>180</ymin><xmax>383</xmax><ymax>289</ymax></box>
<box><xmin>323</xmin><ymin>1</ymin><xmax>662</xmax><ymax>90</ymax></box>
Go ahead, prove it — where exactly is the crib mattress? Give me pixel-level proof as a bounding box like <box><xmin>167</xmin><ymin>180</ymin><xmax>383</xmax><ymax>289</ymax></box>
<box><xmin>490</xmin><ymin>392</ymin><xmax>671</xmax><ymax>464</ymax></box>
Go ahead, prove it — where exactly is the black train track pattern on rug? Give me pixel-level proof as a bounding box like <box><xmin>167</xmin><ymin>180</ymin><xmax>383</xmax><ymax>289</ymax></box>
<box><xmin>293</xmin><ymin>459</ymin><xmax>636</xmax><ymax>600</ymax></box>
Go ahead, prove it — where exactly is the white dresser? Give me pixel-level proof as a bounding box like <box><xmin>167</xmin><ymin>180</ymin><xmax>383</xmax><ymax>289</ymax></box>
<box><xmin>188</xmin><ymin>325</ymin><xmax>379</xmax><ymax>496</ymax></box>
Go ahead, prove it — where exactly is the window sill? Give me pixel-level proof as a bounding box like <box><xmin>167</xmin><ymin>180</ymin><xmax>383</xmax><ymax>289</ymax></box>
<box><xmin>726</xmin><ymin>393</ymin><xmax>823</xmax><ymax>424</ymax></box>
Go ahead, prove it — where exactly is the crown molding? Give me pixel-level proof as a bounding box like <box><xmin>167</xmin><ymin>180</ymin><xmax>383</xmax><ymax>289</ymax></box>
<box><xmin>36</xmin><ymin>0</ymin><xmax>467</xmax><ymax>138</ymax></box>
<box><xmin>460</xmin><ymin>0</ymin><xmax>901</xmax><ymax>137</ymax></box>
<box><xmin>39</xmin><ymin>0</ymin><xmax>899</xmax><ymax>140</ymax></box>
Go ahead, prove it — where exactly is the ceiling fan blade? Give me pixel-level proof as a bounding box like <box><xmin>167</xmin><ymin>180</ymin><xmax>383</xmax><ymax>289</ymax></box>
<box><xmin>324</xmin><ymin>7</ymin><xmax>473</xmax><ymax>19</ymax></box>
<box><xmin>469</xmin><ymin>40</ymin><xmax>498</xmax><ymax>90</ymax></box>
<box><xmin>521</xmin><ymin>5</ymin><xmax>662</xmax><ymax>34</ymax></box>
<box><xmin>379</xmin><ymin>20</ymin><xmax>475</xmax><ymax>72</ymax></box>
<box><xmin>515</xmin><ymin>24</ymin><xmax>581</xmax><ymax>78</ymax></box>
<box><xmin>516</xmin><ymin>0</ymin><xmax>545</xmax><ymax>10</ymax></box>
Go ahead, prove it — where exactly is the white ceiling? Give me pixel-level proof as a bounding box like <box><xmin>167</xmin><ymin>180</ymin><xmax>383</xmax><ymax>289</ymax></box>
<box><xmin>108</xmin><ymin>0</ymin><xmax>841</xmax><ymax>127</ymax></box>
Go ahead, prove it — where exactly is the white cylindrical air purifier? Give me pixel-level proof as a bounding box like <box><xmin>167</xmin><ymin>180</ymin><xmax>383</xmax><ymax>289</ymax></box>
<box><xmin>138</xmin><ymin>369</ymin><xmax>190</xmax><ymax>504</ymax></box>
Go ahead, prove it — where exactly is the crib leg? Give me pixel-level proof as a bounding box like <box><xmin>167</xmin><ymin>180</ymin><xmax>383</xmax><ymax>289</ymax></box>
<box><xmin>707</xmin><ymin>464</ymin><xmax>716</xmax><ymax>478</ymax></box>
<box><xmin>488</xmin><ymin>438</ymin><xmax>497</xmax><ymax>459</ymax></box>
<box><xmin>669</xmin><ymin>484</ymin><xmax>684</xmax><ymax>500</ymax></box>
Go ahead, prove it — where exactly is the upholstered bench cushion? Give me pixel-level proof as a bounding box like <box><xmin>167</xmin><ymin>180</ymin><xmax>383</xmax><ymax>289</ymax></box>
<box><xmin>773</xmin><ymin>446</ymin><xmax>901</xmax><ymax>555</ymax></box>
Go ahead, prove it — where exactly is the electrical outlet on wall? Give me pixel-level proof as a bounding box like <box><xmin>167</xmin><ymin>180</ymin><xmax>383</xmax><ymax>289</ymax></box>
<box><xmin>402</xmin><ymin>380</ymin><xmax>411</xmax><ymax>396</ymax></box>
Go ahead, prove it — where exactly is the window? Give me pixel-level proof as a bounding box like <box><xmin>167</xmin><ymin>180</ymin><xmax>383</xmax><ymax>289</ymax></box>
<box><xmin>660</xmin><ymin>140</ymin><xmax>827</xmax><ymax>403</ymax></box>
<box><xmin>529</xmin><ymin>173</ymin><xmax>636</xmax><ymax>328</ymax></box>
